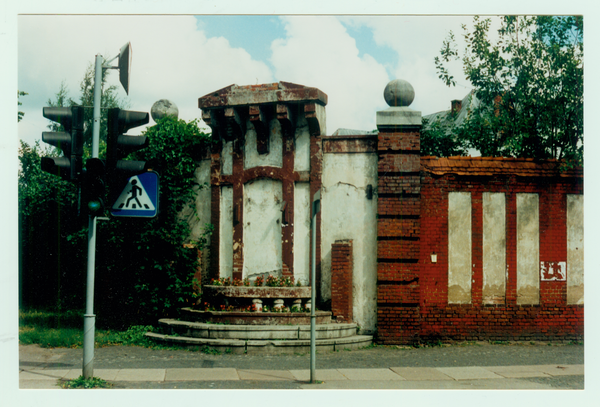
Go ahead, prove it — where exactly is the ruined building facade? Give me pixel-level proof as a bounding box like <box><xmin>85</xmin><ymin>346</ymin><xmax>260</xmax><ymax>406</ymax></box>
<box><xmin>187</xmin><ymin>80</ymin><xmax>583</xmax><ymax>343</ymax></box>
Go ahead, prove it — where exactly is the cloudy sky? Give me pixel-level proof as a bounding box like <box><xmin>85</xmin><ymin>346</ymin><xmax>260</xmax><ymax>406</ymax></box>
<box><xmin>14</xmin><ymin>3</ymin><xmax>597</xmax><ymax>152</ymax></box>
<box><xmin>17</xmin><ymin>13</ymin><xmax>493</xmax><ymax>146</ymax></box>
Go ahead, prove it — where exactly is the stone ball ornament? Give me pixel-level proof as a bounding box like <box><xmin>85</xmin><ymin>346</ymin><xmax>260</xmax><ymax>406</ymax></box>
<box><xmin>383</xmin><ymin>79</ymin><xmax>415</xmax><ymax>107</ymax></box>
<box><xmin>151</xmin><ymin>99</ymin><xmax>179</xmax><ymax>122</ymax></box>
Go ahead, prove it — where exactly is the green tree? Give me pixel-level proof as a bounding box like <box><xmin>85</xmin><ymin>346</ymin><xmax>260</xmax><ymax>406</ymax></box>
<box><xmin>19</xmin><ymin>116</ymin><xmax>214</xmax><ymax>328</ymax></box>
<box><xmin>18</xmin><ymin>90</ymin><xmax>28</xmax><ymax>122</ymax></box>
<box><xmin>94</xmin><ymin>116</ymin><xmax>213</xmax><ymax>327</ymax></box>
<box><xmin>420</xmin><ymin>117</ymin><xmax>468</xmax><ymax>157</ymax></box>
<box><xmin>46</xmin><ymin>62</ymin><xmax>129</xmax><ymax>155</ymax></box>
<box><xmin>434</xmin><ymin>15</ymin><xmax>583</xmax><ymax>165</ymax></box>
<box><xmin>18</xmin><ymin>140</ymin><xmax>84</xmax><ymax>311</ymax></box>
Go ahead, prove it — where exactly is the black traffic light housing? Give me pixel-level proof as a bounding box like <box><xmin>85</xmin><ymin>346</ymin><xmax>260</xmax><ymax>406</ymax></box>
<box><xmin>83</xmin><ymin>158</ymin><xmax>106</xmax><ymax>218</ymax></box>
<box><xmin>41</xmin><ymin>105</ymin><xmax>84</xmax><ymax>181</ymax></box>
<box><xmin>106</xmin><ymin>108</ymin><xmax>150</xmax><ymax>209</ymax></box>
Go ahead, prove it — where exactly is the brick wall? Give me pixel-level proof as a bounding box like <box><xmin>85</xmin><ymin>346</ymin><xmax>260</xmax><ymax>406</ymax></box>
<box><xmin>331</xmin><ymin>240</ymin><xmax>353</xmax><ymax>322</ymax></box>
<box><xmin>375</xmin><ymin>126</ymin><xmax>583</xmax><ymax>344</ymax></box>
<box><xmin>376</xmin><ymin>129</ymin><xmax>421</xmax><ymax>343</ymax></box>
<box><xmin>414</xmin><ymin>172</ymin><xmax>584</xmax><ymax>344</ymax></box>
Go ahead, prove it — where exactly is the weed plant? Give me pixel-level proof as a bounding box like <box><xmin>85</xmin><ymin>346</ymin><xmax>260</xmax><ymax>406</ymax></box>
<box><xmin>60</xmin><ymin>375</ymin><xmax>111</xmax><ymax>389</ymax></box>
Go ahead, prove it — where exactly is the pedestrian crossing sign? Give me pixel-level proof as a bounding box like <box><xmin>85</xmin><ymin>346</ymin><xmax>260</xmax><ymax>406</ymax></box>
<box><xmin>111</xmin><ymin>171</ymin><xmax>159</xmax><ymax>218</ymax></box>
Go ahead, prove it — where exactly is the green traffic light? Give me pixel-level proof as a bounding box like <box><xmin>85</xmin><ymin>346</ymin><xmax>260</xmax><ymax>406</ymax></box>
<box><xmin>88</xmin><ymin>200</ymin><xmax>103</xmax><ymax>213</ymax></box>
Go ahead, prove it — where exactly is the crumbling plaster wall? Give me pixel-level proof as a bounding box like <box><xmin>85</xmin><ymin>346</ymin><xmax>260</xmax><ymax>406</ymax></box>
<box><xmin>321</xmin><ymin>152</ymin><xmax>378</xmax><ymax>334</ymax></box>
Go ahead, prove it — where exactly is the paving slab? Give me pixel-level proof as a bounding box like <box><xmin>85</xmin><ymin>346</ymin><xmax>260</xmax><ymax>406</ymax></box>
<box><xmin>113</xmin><ymin>369</ymin><xmax>166</xmax><ymax>382</ymax></box>
<box><xmin>63</xmin><ymin>369</ymin><xmax>84</xmax><ymax>380</ymax></box>
<box><xmin>390</xmin><ymin>367</ymin><xmax>454</xmax><ymax>381</ymax></box>
<box><xmin>237</xmin><ymin>369</ymin><xmax>297</xmax><ymax>381</ymax></box>
<box><xmin>19</xmin><ymin>379</ymin><xmax>62</xmax><ymax>389</ymax></box>
<box><xmin>436</xmin><ymin>366</ymin><xmax>504</xmax><ymax>381</ymax></box>
<box><xmin>484</xmin><ymin>365</ymin><xmax>553</xmax><ymax>378</ymax></box>
<box><xmin>300</xmin><ymin>378</ymin><xmax>556</xmax><ymax>390</ymax></box>
<box><xmin>538</xmin><ymin>364</ymin><xmax>584</xmax><ymax>376</ymax></box>
<box><xmin>337</xmin><ymin>368</ymin><xmax>405</xmax><ymax>381</ymax></box>
<box><xmin>165</xmin><ymin>368</ymin><xmax>239</xmax><ymax>381</ymax></box>
<box><xmin>19</xmin><ymin>369</ymin><xmax>70</xmax><ymax>381</ymax></box>
<box><xmin>289</xmin><ymin>369</ymin><xmax>349</xmax><ymax>381</ymax></box>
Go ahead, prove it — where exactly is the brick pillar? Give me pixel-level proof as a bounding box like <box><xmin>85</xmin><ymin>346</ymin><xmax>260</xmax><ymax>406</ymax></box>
<box><xmin>331</xmin><ymin>240</ymin><xmax>353</xmax><ymax>322</ymax></box>
<box><xmin>376</xmin><ymin>79</ymin><xmax>422</xmax><ymax>344</ymax></box>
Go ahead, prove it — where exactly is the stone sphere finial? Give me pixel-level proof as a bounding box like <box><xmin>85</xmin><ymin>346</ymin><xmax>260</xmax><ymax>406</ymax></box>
<box><xmin>151</xmin><ymin>99</ymin><xmax>179</xmax><ymax>122</ymax></box>
<box><xmin>383</xmin><ymin>79</ymin><xmax>415</xmax><ymax>107</ymax></box>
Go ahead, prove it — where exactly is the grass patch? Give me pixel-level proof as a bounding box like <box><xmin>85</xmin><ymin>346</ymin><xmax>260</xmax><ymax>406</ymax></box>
<box><xmin>20</xmin><ymin>326</ymin><xmax>84</xmax><ymax>348</ymax></box>
<box><xmin>60</xmin><ymin>375</ymin><xmax>112</xmax><ymax>389</ymax></box>
<box><xmin>200</xmin><ymin>345</ymin><xmax>221</xmax><ymax>355</ymax></box>
<box><xmin>19</xmin><ymin>308</ymin><xmax>162</xmax><ymax>349</ymax></box>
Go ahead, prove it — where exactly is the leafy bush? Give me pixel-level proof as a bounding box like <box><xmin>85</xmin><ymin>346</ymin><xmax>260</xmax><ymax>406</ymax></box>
<box><xmin>19</xmin><ymin>116</ymin><xmax>214</xmax><ymax>329</ymax></box>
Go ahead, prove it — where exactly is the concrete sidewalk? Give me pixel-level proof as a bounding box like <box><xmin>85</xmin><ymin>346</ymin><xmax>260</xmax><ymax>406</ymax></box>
<box><xmin>19</xmin><ymin>363</ymin><xmax>584</xmax><ymax>390</ymax></box>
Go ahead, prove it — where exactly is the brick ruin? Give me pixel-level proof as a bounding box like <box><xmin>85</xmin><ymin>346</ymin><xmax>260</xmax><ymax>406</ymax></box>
<box><xmin>190</xmin><ymin>80</ymin><xmax>583</xmax><ymax>344</ymax></box>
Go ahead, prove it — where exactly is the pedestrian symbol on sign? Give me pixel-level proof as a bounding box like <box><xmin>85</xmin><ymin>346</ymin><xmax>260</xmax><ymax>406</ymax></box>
<box><xmin>120</xmin><ymin>179</ymin><xmax>148</xmax><ymax>209</ymax></box>
<box><xmin>111</xmin><ymin>172</ymin><xmax>159</xmax><ymax>218</ymax></box>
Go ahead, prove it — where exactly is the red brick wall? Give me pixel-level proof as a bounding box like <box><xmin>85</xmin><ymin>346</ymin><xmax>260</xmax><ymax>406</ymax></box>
<box><xmin>375</xmin><ymin>128</ymin><xmax>583</xmax><ymax>344</ymax></box>
<box><xmin>331</xmin><ymin>240</ymin><xmax>353</xmax><ymax>322</ymax></box>
<box><xmin>412</xmin><ymin>173</ymin><xmax>584</xmax><ymax>344</ymax></box>
<box><xmin>377</xmin><ymin>130</ymin><xmax>421</xmax><ymax>343</ymax></box>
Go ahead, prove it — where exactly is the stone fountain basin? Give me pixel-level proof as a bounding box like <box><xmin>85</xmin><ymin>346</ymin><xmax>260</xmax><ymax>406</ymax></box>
<box><xmin>203</xmin><ymin>285</ymin><xmax>311</xmax><ymax>299</ymax></box>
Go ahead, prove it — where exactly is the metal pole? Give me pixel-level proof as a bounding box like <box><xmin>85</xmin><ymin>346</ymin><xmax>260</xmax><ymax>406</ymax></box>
<box><xmin>310</xmin><ymin>190</ymin><xmax>320</xmax><ymax>384</ymax></box>
<box><xmin>83</xmin><ymin>54</ymin><xmax>103</xmax><ymax>379</ymax></box>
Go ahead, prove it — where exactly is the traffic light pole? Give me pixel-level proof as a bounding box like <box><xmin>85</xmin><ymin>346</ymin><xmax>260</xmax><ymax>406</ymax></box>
<box><xmin>82</xmin><ymin>54</ymin><xmax>103</xmax><ymax>379</ymax></box>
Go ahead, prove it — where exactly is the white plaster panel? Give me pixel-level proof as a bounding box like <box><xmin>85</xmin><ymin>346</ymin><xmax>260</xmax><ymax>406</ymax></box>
<box><xmin>321</xmin><ymin>153</ymin><xmax>378</xmax><ymax>334</ymax></box>
<box><xmin>293</xmin><ymin>182</ymin><xmax>311</xmax><ymax>286</ymax></box>
<box><xmin>315</xmin><ymin>104</ymin><xmax>327</xmax><ymax>136</ymax></box>
<box><xmin>567</xmin><ymin>194</ymin><xmax>584</xmax><ymax>304</ymax></box>
<box><xmin>244</xmin><ymin>119</ymin><xmax>283</xmax><ymax>169</ymax></box>
<box><xmin>448</xmin><ymin>192</ymin><xmax>472</xmax><ymax>304</ymax></box>
<box><xmin>181</xmin><ymin>160</ymin><xmax>212</xmax><ymax>242</ymax></box>
<box><xmin>243</xmin><ymin>179</ymin><xmax>283</xmax><ymax>278</ymax></box>
<box><xmin>219</xmin><ymin>186</ymin><xmax>234</xmax><ymax>279</ymax></box>
<box><xmin>221</xmin><ymin>140</ymin><xmax>233</xmax><ymax>175</ymax></box>
<box><xmin>294</xmin><ymin>115</ymin><xmax>311</xmax><ymax>172</ymax></box>
<box><xmin>482</xmin><ymin>192</ymin><xmax>506</xmax><ymax>304</ymax></box>
<box><xmin>516</xmin><ymin>193</ymin><xmax>539</xmax><ymax>305</ymax></box>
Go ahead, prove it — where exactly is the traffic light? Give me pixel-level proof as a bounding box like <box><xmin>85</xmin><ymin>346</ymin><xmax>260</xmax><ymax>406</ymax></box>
<box><xmin>83</xmin><ymin>158</ymin><xmax>106</xmax><ymax>217</ymax></box>
<box><xmin>41</xmin><ymin>105</ymin><xmax>84</xmax><ymax>181</ymax></box>
<box><xmin>106</xmin><ymin>107</ymin><xmax>150</xmax><ymax>206</ymax></box>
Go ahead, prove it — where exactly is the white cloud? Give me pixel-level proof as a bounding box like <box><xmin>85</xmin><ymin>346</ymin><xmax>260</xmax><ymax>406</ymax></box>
<box><xmin>341</xmin><ymin>15</ymin><xmax>477</xmax><ymax>116</ymax></box>
<box><xmin>270</xmin><ymin>16</ymin><xmax>390</xmax><ymax>133</ymax></box>
<box><xmin>18</xmin><ymin>15</ymin><xmax>274</xmax><ymax>145</ymax></box>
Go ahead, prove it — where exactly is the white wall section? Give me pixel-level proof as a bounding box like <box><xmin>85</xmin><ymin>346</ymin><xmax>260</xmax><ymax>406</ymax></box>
<box><xmin>219</xmin><ymin>186</ymin><xmax>234</xmax><ymax>278</ymax></box>
<box><xmin>482</xmin><ymin>192</ymin><xmax>506</xmax><ymax>304</ymax></box>
<box><xmin>516</xmin><ymin>193</ymin><xmax>539</xmax><ymax>305</ymax></box>
<box><xmin>243</xmin><ymin>179</ymin><xmax>283</xmax><ymax>279</ymax></box>
<box><xmin>567</xmin><ymin>194</ymin><xmax>584</xmax><ymax>305</ymax></box>
<box><xmin>293</xmin><ymin>182</ymin><xmax>311</xmax><ymax>286</ymax></box>
<box><xmin>448</xmin><ymin>192</ymin><xmax>472</xmax><ymax>304</ymax></box>
<box><xmin>321</xmin><ymin>152</ymin><xmax>377</xmax><ymax>334</ymax></box>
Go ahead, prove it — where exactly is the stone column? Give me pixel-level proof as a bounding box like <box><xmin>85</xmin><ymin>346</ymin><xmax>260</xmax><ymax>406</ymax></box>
<box><xmin>376</xmin><ymin>79</ymin><xmax>422</xmax><ymax>344</ymax></box>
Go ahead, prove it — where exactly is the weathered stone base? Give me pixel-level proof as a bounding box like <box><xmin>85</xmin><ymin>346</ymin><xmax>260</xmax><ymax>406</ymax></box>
<box><xmin>181</xmin><ymin>307</ymin><xmax>333</xmax><ymax>325</ymax></box>
<box><xmin>145</xmin><ymin>331</ymin><xmax>373</xmax><ymax>355</ymax></box>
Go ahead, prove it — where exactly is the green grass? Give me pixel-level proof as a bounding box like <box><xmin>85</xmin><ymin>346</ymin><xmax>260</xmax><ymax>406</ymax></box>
<box><xmin>19</xmin><ymin>309</ymin><xmax>157</xmax><ymax>348</ymax></box>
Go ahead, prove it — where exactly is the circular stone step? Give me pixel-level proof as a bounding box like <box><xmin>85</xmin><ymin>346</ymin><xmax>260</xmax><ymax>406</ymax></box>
<box><xmin>158</xmin><ymin>318</ymin><xmax>359</xmax><ymax>340</ymax></box>
<box><xmin>145</xmin><ymin>331</ymin><xmax>373</xmax><ymax>355</ymax></box>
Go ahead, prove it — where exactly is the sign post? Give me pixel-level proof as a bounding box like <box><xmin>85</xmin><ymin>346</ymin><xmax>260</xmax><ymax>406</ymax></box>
<box><xmin>310</xmin><ymin>189</ymin><xmax>321</xmax><ymax>384</ymax></box>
